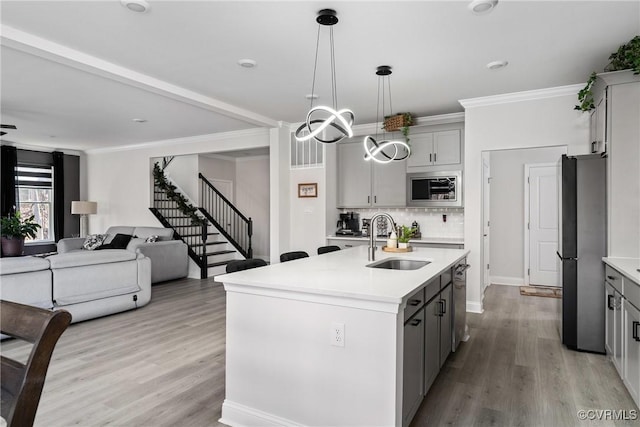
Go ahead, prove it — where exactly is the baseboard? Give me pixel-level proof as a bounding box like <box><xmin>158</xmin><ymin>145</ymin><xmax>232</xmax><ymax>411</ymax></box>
<box><xmin>220</xmin><ymin>400</ymin><xmax>303</xmax><ymax>427</ymax></box>
<box><xmin>467</xmin><ymin>301</ymin><xmax>483</xmax><ymax>314</ymax></box>
<box><xmin>490</xmin><ymin>276</ymin><xmax>524</xmax><ymax>286</ymax></box>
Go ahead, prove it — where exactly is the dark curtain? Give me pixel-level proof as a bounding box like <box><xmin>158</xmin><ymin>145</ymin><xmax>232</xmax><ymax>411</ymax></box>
<box><xmin>1</xmin><ymin>145</ymin><xmax>17</xmax><ymax>217</ymax></box>
<box><xmin>52</xmin><ymin>151</ymin><xmax>64</xmax><ymax>242</ymax></box>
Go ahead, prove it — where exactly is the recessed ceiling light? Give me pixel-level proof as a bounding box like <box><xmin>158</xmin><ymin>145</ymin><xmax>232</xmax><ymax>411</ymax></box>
<box><xmin>486</xmin><ymin>60</ymin><xmax>508</xmax><ymax>70</ymax></box>
<box><xmin>120</xmin><ymin>0</ymin><xmax>150</xmax><ymax>13</ymax></box>
<box><xmin>238</xmin><ymin>59</ymin><xmax>257</xmax><ymax>68</ymax></box>
<box><xmin>305</xmin><ymin>94</ymin><xmax>318</xmax><ymax>100</ymax></box>
<box><xmin>132</xmin><ymin>118</ymin><xmax>147</xmax><ymax>123</ymax></box>
<box><xmin>468</xmin><ymin>0</ymin><xmax>498</xmax><ymax>15</ymax></box>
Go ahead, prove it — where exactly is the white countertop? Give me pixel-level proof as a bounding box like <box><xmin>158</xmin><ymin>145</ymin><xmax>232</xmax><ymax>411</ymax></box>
<box><xmin>218</xmin><ymin>245</ymin><xmax>469</xmax><ymax>305</ymax></box>
<box><xmin>327</xmin><ymin>235</ymin><xmax>464</xmax><ymax>245</ymax></box>
<box><xmin>603</xmin><ymin>257</ymin><xmax>640</xmax><ymax>285</ymax></box>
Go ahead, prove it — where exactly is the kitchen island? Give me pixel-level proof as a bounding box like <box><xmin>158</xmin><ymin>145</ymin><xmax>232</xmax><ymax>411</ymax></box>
<box><xmin>217</xmin><ymin>245</ymin><xmax>469</xmax><ymax>427</ymax></box>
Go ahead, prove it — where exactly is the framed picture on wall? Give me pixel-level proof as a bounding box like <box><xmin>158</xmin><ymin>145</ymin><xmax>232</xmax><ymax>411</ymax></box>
<box><xmin>298</xmin><ymin>183</ymin><xmax>318</xmax><ymax>198</ymax></box>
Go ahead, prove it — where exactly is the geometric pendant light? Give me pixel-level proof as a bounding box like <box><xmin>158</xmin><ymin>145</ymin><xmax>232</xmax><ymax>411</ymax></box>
<box><xmin>363</xmin><ymin>65</ymin><xmax>411</xmax><ymax>164</ymax></box>
<box><xmin>294</xmin><ymin>9</ymin><xmax>354</xmax><ymax>144</ymax></box>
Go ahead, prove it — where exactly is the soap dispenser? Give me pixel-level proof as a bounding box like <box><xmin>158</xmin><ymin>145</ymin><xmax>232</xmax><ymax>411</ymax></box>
<box><xmin>387</xmin><ymin>229</ymin><xmax>398</xmax><ymax>249</ymax></box>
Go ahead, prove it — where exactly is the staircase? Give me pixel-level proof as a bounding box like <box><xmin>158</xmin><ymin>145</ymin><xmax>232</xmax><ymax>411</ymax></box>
<box><xmin>149</xmin><ymin>163</ymin><xmax>253</xmax><ymax>278</ymax></box>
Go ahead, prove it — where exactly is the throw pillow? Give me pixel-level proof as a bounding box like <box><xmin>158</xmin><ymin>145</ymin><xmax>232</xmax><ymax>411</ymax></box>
<box><xmin>145</xmin><ymin>235</ymin><xmax>159</xmax><ymax>243</ymax></box>
<box><xmin>96</xmin><ymin>233</ymin><xmax>133</xmax><ymax>250</ymax></box>
<box><xmin>83</xmin><ymin>234</ymin><xmax>107</xmax><ymax>250</ymax></box>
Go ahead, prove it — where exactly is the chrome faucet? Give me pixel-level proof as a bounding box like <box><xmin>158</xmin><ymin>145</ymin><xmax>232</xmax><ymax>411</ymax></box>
<box><xmin>368</xmin><ymin>212</ymin><xmax>396</xmax><ymax>261</ymax></box>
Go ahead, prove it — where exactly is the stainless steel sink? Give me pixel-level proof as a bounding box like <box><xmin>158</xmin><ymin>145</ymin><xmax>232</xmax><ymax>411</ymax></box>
<box><xmin>366</xmin><ymin>258</ymin><xmax>431</xmax><ymax>271</ymax></box>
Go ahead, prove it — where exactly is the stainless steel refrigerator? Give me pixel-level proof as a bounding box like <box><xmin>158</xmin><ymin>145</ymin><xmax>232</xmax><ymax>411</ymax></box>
<box><xmin>557</xmin><ymin>154</ymin><xmax>606</xmax><ymax>353</ymax></box>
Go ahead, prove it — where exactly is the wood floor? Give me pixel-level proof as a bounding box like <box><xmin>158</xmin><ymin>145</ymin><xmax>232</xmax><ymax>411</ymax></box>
<box><xmin>1</xmin><ymin>281</ymin><xmax>637</xmax><ymax>426</ymax></box>
<box><xmin>413</xmin><ymin>284</ymin><xmax>638</xmax><ymax>427</ymax></box>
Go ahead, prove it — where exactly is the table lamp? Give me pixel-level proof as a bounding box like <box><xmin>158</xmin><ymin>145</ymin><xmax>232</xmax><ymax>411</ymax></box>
<box><xmin>71</xmin><ymin>201</ymin><xmax>97</xmax><ymax>238</ymax></box>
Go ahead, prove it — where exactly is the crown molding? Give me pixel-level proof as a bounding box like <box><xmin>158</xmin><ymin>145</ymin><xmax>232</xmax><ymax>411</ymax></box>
<box><xmin>458</xmin><ymin>84</ymin><xmax>583</xmax><ymax>109</ymax></box>
<box><xmin>85</xmin><ymin>127</ymin><xmax>269</xmax><ymax>154</ymax></box>
<box><xmin>1</xmin><ymin>25</ymin><xmax>279</xmax><ymax>128</ymax></box>
<box><xmin>0</xmin><ymin>141</ymin><xmax>84</xmax><ymax>157</ymax></box>
<box><xmin>287</xmin><ymin>112</ymin><xmax>465</xmax><ymax>137</ymax></box>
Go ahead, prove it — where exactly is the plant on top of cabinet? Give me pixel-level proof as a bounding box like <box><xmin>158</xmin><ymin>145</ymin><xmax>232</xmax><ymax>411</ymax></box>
<box><xmin>576</xmin><ymin>35</ymin><xmax>640</xmax><ymax>111</ymax></box>
<box><xmin>384</xmin><ymin>112</ymin><xmax>414</xmax><ymax>143</ymax></box>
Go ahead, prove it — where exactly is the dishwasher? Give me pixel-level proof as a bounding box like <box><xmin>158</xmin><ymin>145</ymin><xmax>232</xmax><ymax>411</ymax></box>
<box><xmin>452</xmin><ymin>260</ymin><xmax>470</xmax><ymax>351</ymax></box>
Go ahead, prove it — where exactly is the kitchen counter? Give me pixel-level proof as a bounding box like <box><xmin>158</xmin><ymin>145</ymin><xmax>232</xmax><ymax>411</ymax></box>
<box><xmin>218</xmin><ymin>246</ymin><xmax>469</xmax><ymax>427</ymax></box>
<box><xmin>327</xmin><ymin>235</ymin><xmax>464</xmax><ymax>246</ymax></box>
<box><xmin>218</xmin><ymin>245</ymin><xmax>468</xmax><ymax>309</ymax></box>
<box><xmin>602</xmin><ymin>257</ymin><xmax>640</xmax><ymax>285</ymax></box>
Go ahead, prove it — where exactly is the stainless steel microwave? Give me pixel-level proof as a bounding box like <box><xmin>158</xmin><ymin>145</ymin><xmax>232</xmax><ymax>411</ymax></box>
<box><xmin>406</xmin><ymin>171</ymin><xmax>463</xmax><ymax>207</ymax></box>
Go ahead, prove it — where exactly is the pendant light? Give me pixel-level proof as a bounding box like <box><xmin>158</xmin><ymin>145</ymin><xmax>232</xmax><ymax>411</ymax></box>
<box><xmin>295</xmin><ymin>9</ymin><xmax>354</xmax><ymax>144</ymax></box>
<box><xmin>363</xmin><ymin>65</ymin><xmax>411</xmax><ymax>164</ymax></box>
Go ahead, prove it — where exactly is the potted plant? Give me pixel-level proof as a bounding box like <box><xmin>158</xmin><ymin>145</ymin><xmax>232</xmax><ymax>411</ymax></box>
<box><xmin>1</xmin><ymin>211</ymin><xmax>41</xmax><ymax>257</ymax></box>
<box><xmin>398</xmin><ymin>225</ymin><xmax>417</xmax><ymax>249</ymax></box>
<box><xmin>383</xmin><ymin>112</ymin><xmax>414</xmax><ymax>143</ymax></box>
<box><xmin>576</xmin><ymin>36</ymin><xmax>640</xmax><ymax>111</ymax></box>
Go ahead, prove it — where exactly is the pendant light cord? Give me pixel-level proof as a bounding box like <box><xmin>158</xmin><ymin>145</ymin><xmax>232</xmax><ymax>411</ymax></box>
<box><xmin>309</xmin><ymin>26</ymin><xmax>321</xmax><ymax>111</ymax></box>
<box><xmin>330</xmin><ymin>27</ymin><xmax>337</xmax><ymax>110</ymax></box>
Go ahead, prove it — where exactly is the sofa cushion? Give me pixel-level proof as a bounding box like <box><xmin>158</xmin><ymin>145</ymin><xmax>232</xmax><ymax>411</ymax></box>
<box><xmin>52</xmin><ymin>259</ymin><xmax>141</xmax><ymax>306</ymax></box>
<box><xmin>47</xmin><ymin>250</ymin><xmax>137</xmax><ymax>269</ymax></box>
<box><xmin>0</xmin><ymin>256</ymin><xmax>50</xmax><ymax>275</ymax></box>
<box><xmin>83</xmin><ymin>234</ymin><xmax>107</xmax><ymax>250</ymax></box>
<box><xmin>104</xmin><ymin>226</ymin><xmax>136</xmax><ymax>243</ymax></box>
<box><xmin>133</xmin><ymin>227</ymin><xmax>174</xmax><ymax>241</ymax></box>
<box><xmin>96</xmin><ymin>233</ymin><xmax>133</xmax><ymax>250</ymax></box>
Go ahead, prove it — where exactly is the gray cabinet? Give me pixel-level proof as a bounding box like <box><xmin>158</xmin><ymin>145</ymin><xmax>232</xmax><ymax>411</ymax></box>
<box><xmin>603</xmin><ymin>262</ymin><xmax>640</xmax><ymax>408</ymax></box>
<box><xmin>423</xmin><ymin>297</ymin><xmax>440</xmax><ymax>393</ymax></box>
<box><xmin>605</xmin><ymin>280</ymin><xmax>624</xmax><ymax>375</ymax></box>
<box><xmin>439</xmin><ymin>283</ymin><xmax>453</xmax><ymax>368</ymax></box>
<box><xmin>406</xmin><ymin>130</ymin><xmax>461</xmax><ymax>170</ymax></box>
<box><xmin>337</xmin><ymin>141</ymin><xmax>406</xmax><ymax>208</ymax></box>
<box><xmin>402</xmin><ymin>309</ymin><xmax>425</xmax><ymax>427</ymax></box>
<box><xmin>624</xmin><ymin>300</ymin><xmax>640</xmax><ymax>405</ymax></box>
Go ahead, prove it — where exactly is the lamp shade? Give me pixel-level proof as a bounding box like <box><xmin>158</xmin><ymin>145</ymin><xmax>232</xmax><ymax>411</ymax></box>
<box><xmin>71</xmin><ymin>201</ymin><xmax>97</xmax><ymax>215</ymax></box>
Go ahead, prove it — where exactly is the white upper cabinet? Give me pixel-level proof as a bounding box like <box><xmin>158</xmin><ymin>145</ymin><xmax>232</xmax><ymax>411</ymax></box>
<box><xmin>406</xmin><ymin>129</ymin><xmax>462</xmax><ymax>171</ymax></box>
<box><xmin>337</xmin><ymin>140</ymin><xmax>407</xmax><ymax>208</ymax></box>
<box><xmin>337</xmin><ymin>141</ymin><xmax>372</xmax><ymax>208</ymax></box>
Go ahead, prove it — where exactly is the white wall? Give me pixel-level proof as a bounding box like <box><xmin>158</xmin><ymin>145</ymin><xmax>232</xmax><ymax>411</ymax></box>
<box><xmin>289</xmin><ymin>166</ymin><xmax>327</xmax><ymax>256</ymax></box>
<box><xmin>236</xmin><ymin>156</ymin><xmax>270</xmax><ymax>260</ymax></box>
<box><xmin>86</xmin><ymin>129</ymin><xmax>270</xmax><ymax>234</ymax></box>
<box><xmin>270</xmin><ymin>127</ymin><xmax>291</xmax><ymax>264</ymax></box>
<box><xmin>199</xmin><ymin>155</ymin><xmax>236</xmax><ymax>196</ymax></box>
<box><xmin>489</xmin><ymin>146</ymin><xmax>567</xmax><ymax>284</ymax></box>
<box><xmin>462</xmin><ymin>86</ymin><xmax>590</xmax><ymax>313</ymax></box>
<box><xmin>163</xmin><ymin>154</ymin><xmax>199</xmax><ymax>202</ymax></box>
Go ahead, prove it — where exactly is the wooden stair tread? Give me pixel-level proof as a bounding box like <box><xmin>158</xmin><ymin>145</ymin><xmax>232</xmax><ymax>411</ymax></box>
<box><xmin>206</xmin><ymin>250</ymin><xmax>236</xmax><ymax>256</ymax></box>
<box><xmin>207</xmin><ymin>260</ymin><xmax>232</xmax><ymax>268</ymax></box>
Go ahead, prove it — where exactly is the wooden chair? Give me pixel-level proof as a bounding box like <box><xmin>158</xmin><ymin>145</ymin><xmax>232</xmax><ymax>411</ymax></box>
<box><xmin>1</xmin><ymin>301</ymin><xmax>72</xmax><ymax>427</ymax></box>
<box><xmin>279</xmin><ymin>251</ymin><xmax>309</xmax><ymax>263</ymax></box>
<box><xmin>317</xmin><ymin>245</ymin><xmax>341</xmax><ymax>255</ymax></box>
<box><xmin>226</xmin><ymin>258</ymin><xmax>268</xmax><ymax>273</ymax></box>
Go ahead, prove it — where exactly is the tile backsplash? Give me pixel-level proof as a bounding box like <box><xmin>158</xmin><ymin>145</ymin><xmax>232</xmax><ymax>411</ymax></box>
<box><xmin>339</xmin><ymin>208</ymin><xmax>464</xmax><ymax>239</ymax></box>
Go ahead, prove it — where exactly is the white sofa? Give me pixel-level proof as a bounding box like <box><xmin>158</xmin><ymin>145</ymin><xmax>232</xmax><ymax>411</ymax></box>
<box><xmin>0</xmin><ymin>251</ymin><xmax>151</xmax><ymax>326</ymax></box>
<box><xmin>58</xmin><ymin>226</ymin><xmax>188</xmax><ymax>284</ymax></box>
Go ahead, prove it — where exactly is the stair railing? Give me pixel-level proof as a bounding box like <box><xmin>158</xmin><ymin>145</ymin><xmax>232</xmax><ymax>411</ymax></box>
<box><xmin>198</xmin><ymin>173</ymin><xmax>253</xmax><ymax>259</ymax></box>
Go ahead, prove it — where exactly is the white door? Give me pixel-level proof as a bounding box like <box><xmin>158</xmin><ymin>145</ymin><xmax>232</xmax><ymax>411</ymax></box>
<box><xmin>527</xmin><ymin>164</ymin><xmax>560</xmax><ymax>286</ymax></box>
<box><xmin>482</xmin><ymin>153</ymin><xmax>491</xmax><ymax>291</ymax></box>
<box><xmin>211</xmin><ymin>179</ymin><xmax>233</xmax><ymax>203</ymax></box>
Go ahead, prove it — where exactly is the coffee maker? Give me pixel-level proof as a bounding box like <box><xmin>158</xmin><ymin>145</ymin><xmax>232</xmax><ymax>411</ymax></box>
<box><xmin>336</xmin><ymin>212</ymin><xmax>361</xmax><ymax>235</ymax></box>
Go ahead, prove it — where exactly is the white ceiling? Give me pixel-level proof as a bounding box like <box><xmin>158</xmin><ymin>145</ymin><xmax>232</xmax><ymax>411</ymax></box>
<box><xmin>1</xmin><ymin>1</ymin><xmax>638</xmax><ymax>152</ymax></box>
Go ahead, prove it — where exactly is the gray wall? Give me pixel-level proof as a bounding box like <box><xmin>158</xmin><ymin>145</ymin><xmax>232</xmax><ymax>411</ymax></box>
<box><xmin>489</xmin><ymin>146</ymin><xmax>566</xmax><ymax>283</ymax></box>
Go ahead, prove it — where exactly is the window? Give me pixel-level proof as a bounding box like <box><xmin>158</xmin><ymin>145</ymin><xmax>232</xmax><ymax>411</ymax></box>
<box><xmin>15</xmin><ymin>165</ymin><xmax>54</xmax><ymax>242</ymax></box>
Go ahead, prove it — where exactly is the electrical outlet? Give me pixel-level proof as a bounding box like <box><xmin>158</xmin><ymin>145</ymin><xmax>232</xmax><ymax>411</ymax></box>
<box><xmin>331</xmin><ymin>322</ymin><xmax>345</xmax><ymax>347</ymax></box>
